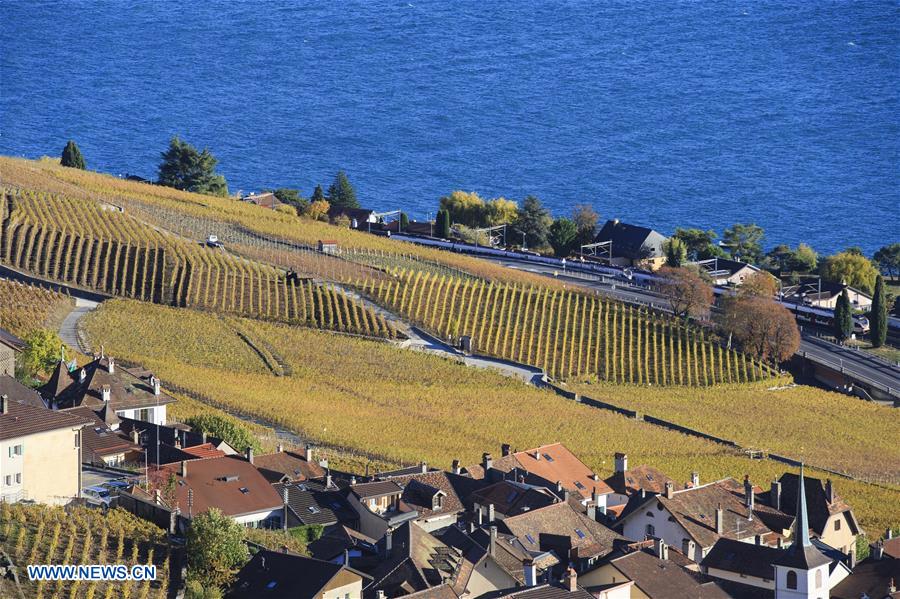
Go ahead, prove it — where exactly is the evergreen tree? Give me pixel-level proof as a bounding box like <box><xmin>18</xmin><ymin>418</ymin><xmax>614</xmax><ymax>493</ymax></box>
<box><xmin>870</xmin><ymin>275</ymin><xmax>887</xmax><ymax>348</ymax></box>
<box><xmin>833</xmin><ymin>288</ymin><xmax>853</xmax><ymax>343</ymax></box>
<box><xmin>664</xmin><ymin>238</ymin><xmax>688</xmax><ymax>267</ymax></box>
<box><xmin>60</xmin><ymin>140</ymin><xmax>86</xmax><ymax>169</ymax></box>
<box><xmin>435</xmin><ymin>210</ymin><xmax>451</xmax><ymax>238</ymax></box>
<box><xmin>157</xmin><ymin>136</ymin><xmax>228</xmax><ymax>197</ymax></box>
<box><xmin>514</xmin><ymin>195</ymin><xmax>552</xmax><ymax>250</ymax></box>
<box><xmin>548</xmin><ymin>218</ymin><xmax>578</xmax><ymax>257</ymax></box>
<box><xmin>327</xmin><ymin>170</ymin><xmax>359</xmax><ymax>209</ymax></box>
<box><xmin>399</xmin><ymin>212</ymin><xmax>409</xmax><ymax>231</ymax></box>
<box><xmin>310</xmin><ymin>184</ymin><xmax>326</xmax><ymax>203</ymax></box>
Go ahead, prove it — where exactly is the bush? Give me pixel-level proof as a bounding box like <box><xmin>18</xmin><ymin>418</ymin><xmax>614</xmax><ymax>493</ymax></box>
<box><xmin>185</xmin><ymin>414</ymin><xmax>260</xmax><ymax>452</ymax></box>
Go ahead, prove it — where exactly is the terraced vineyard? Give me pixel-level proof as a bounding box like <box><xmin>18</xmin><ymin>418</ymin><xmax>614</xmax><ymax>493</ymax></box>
<box><xmin>0</xmin><ymin>188</ymin><xmax>395</xmax><ymax>338</ymax></box>
<box><xmin>365</xmin><ymin>269</ymin><xmax>773</xmax><ymax>384</ymax></box>
<box><xmin>0</xmin><ymin>503</ymin><xmax>170</xmax><ymax>599</ymax></box>
<box><xmin>0</xmin><ymin>279</ymin><xmax>73</xmax><ymax>337</ymax></box>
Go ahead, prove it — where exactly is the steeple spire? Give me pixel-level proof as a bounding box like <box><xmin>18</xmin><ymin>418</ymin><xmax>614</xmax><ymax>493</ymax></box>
<box><xmin>795</xmin><ymin>464</ymin><xmax>811</xmax><ymax>547</ymax></box>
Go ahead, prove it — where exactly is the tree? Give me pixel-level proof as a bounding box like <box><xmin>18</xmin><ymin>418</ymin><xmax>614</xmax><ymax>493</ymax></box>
<box><xmin>158</xmin><ymin>136</ymin><xmax>228</xmax><ymax>197</ymax></box>
<box><xmin>722</xmin><ymin>223</ymin><xmax>764</xmax><ymax>263</ymax></box>
<box><xmin>307</xmin><ymin>199</ymin><xmax>330</xmax><ymax>221</ymax></box>
<box><xmin>310</xmin><ymin>184</ymin><xmax>326</xmax><ymax>204</ymax></box>
<box><xmin>738</xmin><ymin>271</ymin><xmax>779</xmax><ymax>298</ymax></box>
<box><xmin>792</xmin><ymin>243</ymin><xmax>818</xmax><ymax>272</ymax></box>
<box><xmin>23</xmin><ymin>329</ymin><xmax>64</xmax><ymax>376</ymax></box>
<box><xmin>326</xmin><ymin>171</ymin><xmax>359</xmax><ymax>209</ymax></box>
<box><xmin>663</xmin><ymin>238</ymin><xmax>687</xmax><ymax>268</ymax></box>
<box><xmin>399</xmin><ymin>212</ymin><xmax>409</xmax><ymax>231</ymax></box>
<box><xmin>484</xmin><ymin>198</ymin><xmax>518</xmax><ymax>226</ymax></box>
<box><xmin>435</xmin><ymin>210</ymin><xmax>451</xmax><ymax>239</ymax></box>
<box><xmin>548</xmin><ymin>218</ymin><xmax>578</xmax><ymax>258</ymax></box>
<box><xmin>60</xmin><ymin>140</ymin><xmax>86</xmax><ymax>169</ymax></box>
<box><xmin>873</xmin><ymin>243</ymin><xmax>900</xmax><ymax>280</ymax></box>
<box><xmin>673</xmin><ymin>228</ymin><xmax>724</xmax><ymax>261</ymax></box>
<box><xmin>572</xmin><ymin>205</ymin><xmax>599</xmax><ymax>247</ymax></box>
<box><xmin>439</xmin><ymin>191</ymin><xmax>487</xmax><ymax>228</ymax></box>
<box><xmin>720</xmin><ymin>296</ymin><xmax>800</xmax><ymax>364</ymax></box>
<box><xmin>185</xmin><ymin>580</ymin><xmax>223</xmax><ymax>599</ymax></box>
<box><xmin>186</xmin><ymin>508</ymin><xmax>248</xmax><ymax>589</ymax></box>
<box><xmin>185</xmin><ymin>414</ymin><xmax>259</xmax><ymax>452</ymax></box>
<box><xmin>833</xmin><ymin>288</ymin><xmax>853</xmax><ymax>342</ymax></box>
<box><xmin>821</xmin><ymin>251</ymin><xmax>879</xmax><ymax>295</ymax></box>
<box><xmin>657</xmin><ymin>266</ymin><xmax>713</xmax><ymax>320</ymax></box>
<box><xmin>513</xmin><ymin>195</ymin><xmax>552</xmax><ymax>251</ymax></box>
<box><xmin>870</xmin><ymin>275</ymin><xmax>887</xmax><ymax>348</ymax></box>
<box><xmin>455</xmin><ymin>225</ymin><xmax>490</xmax><ymax>246</ymax></box>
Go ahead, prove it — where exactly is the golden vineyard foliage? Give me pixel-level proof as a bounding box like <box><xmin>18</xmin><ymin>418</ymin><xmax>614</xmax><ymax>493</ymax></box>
<box><xmin>0</xmin><ymin>156</ymin><xmax>566</xmax><ymax>290</ymax></box>
<box><xmin>0</xmin><ymin>188</ymin><xmax>395</xmax><ymax>338</ymax></box>
<box><xmin>0</xmin><ymin>503</ymin><xmax>170</xmax><ymax>599</ymax></box>
<box><xmin>570</xmin><ymin>381</ymin><xmax>900</xmax><ymax>485</ymax></box>
<box><xmin>84</xmin><ymin>300</ymin><xmax>900</xmax><ymax>535</ymax></box>
<box><xmin>0</xmin><ymin>278</ymin><xmax>73</xmax><ymax>337</ymax></box>
<box><xmin>364</xmin><ymin>268</ymin><xmax>774</xmax><ymax>384</ymax></box>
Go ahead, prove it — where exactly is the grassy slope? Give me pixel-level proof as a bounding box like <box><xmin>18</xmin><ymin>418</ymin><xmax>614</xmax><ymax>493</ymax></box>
<box><xmin>82</xmin><ymin>299</ymin><xmax>900</xmax><ymax>536</ymax></box>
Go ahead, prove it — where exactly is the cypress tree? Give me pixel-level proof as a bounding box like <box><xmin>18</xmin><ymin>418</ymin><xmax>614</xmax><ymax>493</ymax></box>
<box><xmin>870</xmin><ymin>275</ymin><xmax>887</xmax><ymax>348</ymax></box>
<box><xmin>834</xmin><ymin>288</ymin><xmax>853</xmax><ymax>342</ymax></box>
<box><xmin>436</xmin><ymin>210</ymin><xmax>451</xmax><ymax>238</ymax></box>
<box><xmin>61</xmin><ymin>140</ymin><xmax>86</xmax><ymax>169</ymax></box>
<box><xmin>310</xmin><ymin>184</ymin><xmax>326</xmax><ymax>203</ymax></box>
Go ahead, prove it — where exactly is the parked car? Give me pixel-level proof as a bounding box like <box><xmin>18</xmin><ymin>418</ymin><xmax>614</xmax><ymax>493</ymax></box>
<box><xmin>205</xmin><ymin>234</ymin><xmax>224</xmax><ymax>248</ymax></box>
<box><xmin>82</xmin><ymin>485</ymin><xmax>113</xmax><ymax>506</ymax></box>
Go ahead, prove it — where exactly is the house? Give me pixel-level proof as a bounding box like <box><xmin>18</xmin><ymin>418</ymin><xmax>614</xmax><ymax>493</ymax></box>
<box><xmin>494</xmin><ymin>569</ymin><xmax>604</xmax><ymax>599</ymax></box>
<box><xmin>40</xmin><ymin>355</ymin><xmax>175</xmax><ymax>425</ymax></box>
<box><xmin>147</xmin><ymin>453</ymin><xmax>284</xmax><ymax>529</ymax></box>
<box><xmin>254</xmin><ymin>444</ymin><xmax>326</xmax><ymax>483</ymax></box>
<box><xmin>498</xmin><ymin>501</ymin><xmax>624</xmax><ymax>572</ymax></box>
<box><xmin>377</xmin><ymin>466</ymin><xmax>483</xmax><ymax>532</ymax></box>
<box><xmin>0</xmin><ymin>327</ymin><xmax>24</xmax><ymax>377</ymax></box>
<box><xmin>781</xmin><ymin>279</ymin><xmax>873</xmax><ymax>311</ymax></box>
<box><xmin>318</xmin><ymin>239</ymin><xmax>339</xmax><ymax>254</ymax></box>
<box><xmin>455</xmin><ymin>525</ymin><xmax>560</xmax><ymax>587</ymax></box>
<box><xmin>347</xmin><ymin>479</ymin><xmax>419</xmax><ymax>539</ymax></box>
<box><xmin>466</xmin><ymin>443</ymin><xmax>614</xmax><ymax>511</ymax></box>
<box><xmin>694</xmin><ymin>258</ymin><xmax>767</xmax><ymax>287</ymax></box>
<box><xmin>240</xmin><ymin>192</ymin><xmax>281</xmax><ymax>210</ymax></box>
<box><xmin>434</xmin><ymin>525</ymin><xmax>527</xmax><ymax>597</ymax></box>
<box><xmin>765</xmin><ymin>473</ymin><xmax>862</xmax><ymax>559</ymax></box>
<box><xmin>580</xmin><ymin>541</ymin><xmax>732</xmax><ymax>598</ymax></box>
<box><xmin>308</xmin><ymin>524</ymin><xmax>380</xmax><ymax>563</ymax></box>
<box><xmin>327</xmin><ymin>206</ymin><xmax>377</xmax><ymax>229</ymax></box>
<box><xmin>0</xmin><ymin>377</ymin><xmax>90</xmax><ymax>504</ymax></box>
<box><xmin>831</xmin><ymin>533</ymin><xmax>900</xmax><ymax>599</ymax></box>
<box><xmin>228</xmin><ymin>550</ymin><xmax>368</xmax><ymax>599</ymax></box>
<box><xmin>65</xmin><ymin>405</ymin><xmax>143</xmax><ymax>467</ymax></box>
<box><xmin>274</xmin><ymin>478</ymin><xmax>358</xmax><ymax>529</ymax></box>
<box><xmin>603</xmin><ymin>453</ymin><xmax>677</xmax><ymax>514</ymax></box>
<box><xmin>615</xmin><ymin>477</ymin><xmax>791</xmax><ymax>563</ymax></box>
<box><xmin>468</xmin><ymin>480</ymin><xmax>559</xmax><ymax>520</ymax></box>
<box><xmin>592</xmin><ymin>220</ymin><xmax>668</xmax><ymax>271</ymax></box>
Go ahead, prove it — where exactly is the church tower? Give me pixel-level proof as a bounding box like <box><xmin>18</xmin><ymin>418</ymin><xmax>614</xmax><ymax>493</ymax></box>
<box><xmin>773</xmin><ymin>465</ymin><xmax>832</xmax><ymax>599</ymax></box>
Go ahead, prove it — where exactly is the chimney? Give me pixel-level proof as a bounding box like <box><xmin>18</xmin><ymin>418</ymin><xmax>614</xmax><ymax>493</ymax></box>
<box><xmin>586</xmin><ymin>502</ymin><xmax>596</xmax><ymax>521</ymax></box>
<box><xmin>180</xmin><ymin>460</ymin><xmax>188</xmax><ymax>478</ymax></box>
<box><xmin>825</xmin><ymin>479</ymin><xmax>835</xmax><ymax>504</ymax></box>
<box><xmin>326</xmin><ymin>472</ymin><xmax>333</xmax><ymax>489</ymax></box>
<box><xmin>421</xmin><ymin>461</ymin><xmax>428</xmax><ymax>474</ymax></box>
<box><xmin>452</xmin><ymin>459</ymin><xmax>461</xmax><ymax>475</ymax></box>
<box><xmin>777</xmin><ymin>537</ymin><xmax>784</xmax><ymax>549</ymax></box>
<box><xmin>154</xmin><ymin>489</ymin><xmax>161</xmax><ymax>505</ymax></box>
<box><xmin>534</xmin><ymin>451</ymin><xmax>541</xmax><ymax>461</ymax></box>
<box><xmin>664</xmin><ymin>481</ymin><xmax>674</xmax><ymax>499</ymax></box>
<box><xmin>489</xmin><ymin>526</ymin><xmax>497</xmax><ymax>556</ymax></box>
<box><xmin>152</xmin><ymin>376</ymin><xmax>160</xmax><ymax>396</ymax></box>
<box><xmin>888</xmin><ymin>529</ymin><xmax>894</xmax><ymax>540</ymax></box>
<box><xmin>771</xmin><ymin>481</ymin><xmax>782</xmax><ymax>511</ymax></box>
<box><xmin>715</xmin><ymin>506</ymin><xmax>723</xmax><ymax>534</ymax></box>
<box><xmin>563</xmin><ymin>567</ymin><xmax>577</xmax><ymax>592</ymax></box>
<box><xmin>475</xmin><ymin>502</ymin><xmax>484</xmax><ymax>526</ymax></box>
<box><xmin>482</xmin><ymin>453</ymin><xmax>493</xmax><ymax>472</ymax></box>
<box><xmin>384</xmin><ymin>528</ymin><xmax>393</xmax><ymax>559</ymax></box>
<box><xmin>101</xmin><ymin>385</ymin><xmax>111</xmax><ymax>403</ymax></box>
<box><xmin>592</xmin><ymin>473</ymin><xmax>600</xmax><ymax>481</ymax></box>
<box><xmin>523</xmin><ymin>558</ymin><xmax>537</xmax><ymax>587</ymax></box>
<box><xmin>201</xmin><ymin>431</ymin><xmax>207</xmax><ymax>444</ymax></box>
<box><xmin>614</xmin><ymin>452</ymin><xmax>627</xmax><ymax>473</ymax></box>
<box><xmin>654</xmin><ymin>537</ymin><xmax>668</xmax><ymax>560</ymax></box>
<box><xmin>79</xmin><ymin>368</ymin><xmax>86</xmax><ymax>383</ymax></box>
<box><xmin>487</xmin><ymin>503</ymin><xmax>495</xmax><ymax>523</ymax></box>
<box><xmin>131</xmin><ymin>429</ymin><xmax>139</xmax><ymax>444</ymax></box>
<box><xmin>872</xmin><ymin>541</ymin><xmax>884</xmax><ymax>560</ymax></box>
<box><xmin>276</xmin><ymin>444</ymin><xmax>284</xmax><ymax>453</ymax></box>
<box><xmin>350</xmin><ymin>476</ymin><xmax>357</xmax><ymax>485</ymax></box>
<box><xmin>245</xmin><ymin>446</ymin><xmax>254</xmax><ymax>464</ymax></box>
<box><xmin>107</xmin><ymin>357</ymin><xmax>115</xmax><ymax>374</ymax></box>
<box><xmin>744</xmin><ymin>475</ymin><xmax>754</xmax><ymax>509</ymax></box>
<box><xmin>755</xmin><ymin>534</ymin><xmax>763</xmax><ymax>545</ymax></box>
<box><xmin>889</xmin><ymin>578</ymin><xmax>896</xmax><ymax>594</ymax></box>
<box><xmin>691</xmin><ymin>472</ymin><xmax>700</xmax><ymax>487</ymax></box>
<box><xmin>376</xmin><ymin>591</ymin><xmax>386</xmax><ymax>599</ymax></box>
<box><xmin>343</xmin><ymin>549</ymin><xmax>349</xmax><ymax>565</ymax></box>
<box><xmin>501</xmin><ymin>443</ymin><xmax>511</xmax><ymax>457</ymax></box>
<box><xmin>0</xmin><ymin>394</ymin><xmax>7</xmax><ymax>415</ymax></box>
<box><xmin>305</xmin><ymin>444</ymin><xmax>313</xmax><ymax>462</ymax></box>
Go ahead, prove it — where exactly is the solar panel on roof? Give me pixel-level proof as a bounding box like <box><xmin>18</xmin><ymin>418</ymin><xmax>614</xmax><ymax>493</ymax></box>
<box><xmin>575</xmin><ymin>529</ymin><xmax>586</xmax><ymax>539</ymax></box>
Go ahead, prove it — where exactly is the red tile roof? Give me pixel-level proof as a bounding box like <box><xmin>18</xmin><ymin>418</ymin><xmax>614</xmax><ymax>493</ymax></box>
<box><xmin>182</xmin><ymin>443</ymin><xmax>226</xmax><ymax>459</ymax></box>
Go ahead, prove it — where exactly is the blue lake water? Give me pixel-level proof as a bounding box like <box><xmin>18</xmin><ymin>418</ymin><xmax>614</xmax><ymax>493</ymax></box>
<box><xmin>1</xmin><ymin>1</ymin><xmax>897</xmax><ymax>255</ymax></box>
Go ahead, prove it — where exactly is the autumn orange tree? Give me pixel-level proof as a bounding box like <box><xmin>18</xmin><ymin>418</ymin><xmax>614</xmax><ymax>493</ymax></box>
<box><xmin>656</xmin><ymin>266</ymin><xmax>713</xmax><ymax>320</ymax></box>
<box><xmin>720</xmin><ymin>295</ymin><xmax>799</xmax><ymax>364</ymax></box>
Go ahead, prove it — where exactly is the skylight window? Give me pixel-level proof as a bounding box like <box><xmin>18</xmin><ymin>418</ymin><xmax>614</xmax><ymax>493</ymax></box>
<box><xmin>543</xmin><ymin>454</ymin><xmax>554</xmax><ymax>462</ymax></box>
<box><xmin>308</xmin><ymin>506</ymin><xmax>321</xmax><ymax>514</ymax></box>
<box><xmin>266</xmin><ymin>581</ymin><xmax>277</xmax><ymax>589</ymax></box>
<box><xmin>575</xmin><ymin>529</ymin><xmax>586</xmax><ymax>539</ymax></box>
<box><xmin>239</xmin><ymin>487</ymin><xmax>249</xmax><ymax>494</ymax></box>
<box><xmin>574</xmin><ymin>481</ymin><xmax>585</xmax><ymax>490</ymax></box>
<box><xmin>646</xmin><ymin>474</ymin><xmax>654</xmax><ymax>481</ymax></box>
<box><xmin>525</xmin><ymin>534</ymin><xmax>536</xmax><ymax>545</ymax></box>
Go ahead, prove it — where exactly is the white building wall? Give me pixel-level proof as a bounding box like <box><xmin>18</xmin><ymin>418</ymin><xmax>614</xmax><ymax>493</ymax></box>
<box><xmin>775</xmin><ymin>563</ymin><xmax>830</xmax><ymax>599</ymax></box>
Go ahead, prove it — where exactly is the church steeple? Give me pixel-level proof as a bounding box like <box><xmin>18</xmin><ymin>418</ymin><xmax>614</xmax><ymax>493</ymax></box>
<box><xmin>795</xmin><ymin>465</ymin><xmax>812</xmax><ymax>547</ymax></box>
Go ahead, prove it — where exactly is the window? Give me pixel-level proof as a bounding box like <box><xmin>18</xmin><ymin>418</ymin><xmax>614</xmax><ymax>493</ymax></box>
<box><xmin>3</xmin><ymin>476</ymin><xmax>10</xmax><ymax>486</ymax></box>
<box><xmin>786</xmin><ymin>570</ymin><xmax>797</xmax><ymax>590</ymax></box>
<box><xmin>834</xmin><ymin>519</ymin><xmax>841</xmax><ymax>531</ymax></box>
<box><xmin>574</xmin><ymin>481</ymin><xmax>585</xmax><ymax>490</ymax></box>
<box><xmin>682</xmin><ymin>539</ymin><xmax>690</xmax><ymax>554</ymax></box>
<box><xmin>15</xmin><ymin>474</ymin><xmax>21</xmax><ymax>484</ymax></box>
<box><xmin>646</xmin><ymin>524</ymin><xmax>655</xmax><ymax>537</ymax></box>
<box><xmin>815</xmin><ymin>569</ymin><xmax>823</xmax><ymax>588</ymax></box>
<box><xmin>525</xmin><ymin>534</ymin><xmax>536</xmax><ymax>545</ymax></box>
